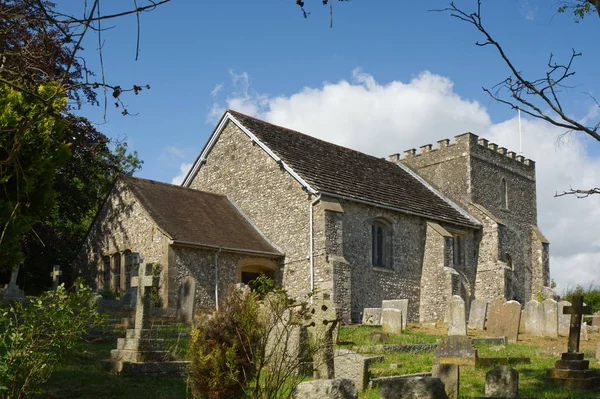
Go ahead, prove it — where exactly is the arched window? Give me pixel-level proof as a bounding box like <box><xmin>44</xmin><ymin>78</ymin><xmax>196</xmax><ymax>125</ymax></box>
<box><xmin>372</xmin><ymin>219</ymin><xmax>392</xmax><ymax>268</ymax></box>
<box><xmin>123</xmin><ymin>250</ymin><xmax>132</xmax><ymax>291</ymax></box>
<box><xmin>500</xmin><ymin>178</ymin><xmax>508</xmax><ymax>209</ymax></box>
<box><xmin>102</xmin><ymin>256</ymin><xmax>111</xmax><ymax>289</ymax></box>
<box><xmin>112</xmin><ymin>253</ymin><xmax>121</xmax><ymax>294</ymax></box>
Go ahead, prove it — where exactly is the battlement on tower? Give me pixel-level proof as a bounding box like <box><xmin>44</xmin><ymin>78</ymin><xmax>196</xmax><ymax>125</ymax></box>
<box><xmin>389</xmin><ymin>132</ymin><xmax>535</xmax><ymax>170</ymax></box>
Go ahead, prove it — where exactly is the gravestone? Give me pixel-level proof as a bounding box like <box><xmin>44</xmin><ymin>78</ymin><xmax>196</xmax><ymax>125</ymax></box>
<box><xmin>50</xmin><ymin>265</ymin><xmax>62</xmax><ymax>290</ymax></box>
<box><xmin>581</xmin><ymin>322</ymin><xmax>589</xmax><ymax>341</ymax></box>
<box><xmin>3</xmin><ymin>266</ymin><xmax>24</xmax><ymax>299</ymax></box>
<box><xmin>378</xmin><ymin>377</ymin><xmax>449</xmax><ymax>399</ymax></box>
<box><xmin>448</xmin><ymin>296</ymin><xmax>466</xmax><ymax>336</ymax></box>
<box><xmin>542</xmin><ymin>298</ymin><xmax>558</xmax><ymax>337</ymax></box>
<box><xmin>310</xmin><ymin>294</ymin><xmax>338</xmax><ymax>379</ymax></box>
<box><xmin>102</xmin><ymin>263</ymin><xmax>189</xmax><ymax>377</ymax></box>
<box><xmin>333</xmin><ymin>349</ymin><xmax>383</xmax><ymax>391</ymax></box>
<box><xmin>523</xmin><ymin>300</ymin><xmax>543</xmax><ymax>336</ymax></box>
<box><xmin>362</xmin><ymin>308</ymin><xmax>381</xmax><ymax>325</ymax></box>
<box><xmin>381</xmin><ymin>299</ymin><xmax>409</xmax><ymax>331</ymax></box>
<box><xmin>369</xmin><ymin>331</ymin><xmax>389</xmax><ymax>343</ymax></box>
<box><xmin>293</xmin><ymin>379</ymin><xmax>358</xmax><ymax>399</ymax></box>
<box><xmin>487</xmin><ymin>299</ymin><xmax>521</xmax><ymax>343</ymax></box>
<box><xmin>545</xmin><ymin>295</ymin><xmax>600</xmax><ymax>389</ymax></box>
<box><xmin>433</xmin><ymin>336</ymin><xmax>477</xmax><ymax>366</ymax></box>
<box><xmin>485</xmin><ymin>366</ymin><xmax>518</xmax><ymax>398</ymax></box>
<box><xmin>381</xmin><ymin>308</ymin><xmax>403</xmax><ymax>334</ymax></box>
<box><xmin>592</xmin><ymin>311</ymin><xmax>600</xmax><ymax>327</ymax></box>
<box><xmin>468</xmin><ymin>299</ymin><xmax>487</xmax><ymax>330</ymax></box>
<box><xmin>557</xmin><ymin>301</ymin><xmax>571</xmax><ymax>337</ymax></box>
<box><xmin>267</xmin><ymin>321</ymin><xmax>310</xmax><ymax>376</ymax></box>
<box><xmin>432</xmin><ymin>364</ymin><xmax>459</xmax><ymax>399</ymax></box>
<box><xmin>176</xmin><ymin>276</ymin><xmax>196</xmax><ymax>325</ymax></box>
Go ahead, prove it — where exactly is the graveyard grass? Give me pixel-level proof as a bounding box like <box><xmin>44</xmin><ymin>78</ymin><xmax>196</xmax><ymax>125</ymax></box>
<box><xmin>38</xmin><ymin>322</ymin><xmax>600</xmax><ymax>398</ymax></box>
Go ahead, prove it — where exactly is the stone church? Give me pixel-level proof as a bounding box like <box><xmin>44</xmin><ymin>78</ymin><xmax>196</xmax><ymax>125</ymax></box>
<box><xmin>74</xmin><ymin>110</ymin><xmax>550</xmax><ymax>323</ymax></box>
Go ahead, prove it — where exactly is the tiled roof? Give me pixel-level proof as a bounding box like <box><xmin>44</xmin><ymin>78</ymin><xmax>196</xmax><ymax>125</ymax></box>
<box><xmin>121</xmin><ymin>175</ymin><xmax>281</xmax><ymax>255</ymax></box>
<box><xmin>228</xmin><ymin>110</ymin><xmax>478</xmax><ymax>228</ymax></box>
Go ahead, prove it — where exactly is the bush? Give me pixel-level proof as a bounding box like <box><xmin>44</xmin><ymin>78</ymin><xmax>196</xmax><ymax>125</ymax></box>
<box><xmin>563</xmin><ymin>283</ymin><xmax>600</xmax><ymax>314</ymax></box>
<box><xmin>0</xmin><ymin>279</ymin><xmax>105</xmax><ymax>398</ymax></box>
<box><xmin>189</xmin><ymin>288</ymin><xmax>262</xmax><ymax>399</ymax></box>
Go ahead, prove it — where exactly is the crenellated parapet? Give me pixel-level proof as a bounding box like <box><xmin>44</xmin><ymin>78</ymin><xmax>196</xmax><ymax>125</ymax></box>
<box><xmin>390</xmin><ymin>133</ymin><xmax>535</xmax><ymax>171</ymax></box>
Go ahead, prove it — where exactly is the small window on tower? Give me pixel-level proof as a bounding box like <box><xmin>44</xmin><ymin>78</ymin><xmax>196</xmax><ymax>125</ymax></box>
<box><xmin>500</xmin><ymin>178</ymin><xmax>508</xmax><ymax>209</ymax></box>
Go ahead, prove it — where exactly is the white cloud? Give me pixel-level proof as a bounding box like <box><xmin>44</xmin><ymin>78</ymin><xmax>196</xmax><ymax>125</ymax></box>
<box><xmin>159</xmin><ymin>145</ymin><xmax>186</xmax><ymax>163</ymax></box>
<box><xmin>209</xmin><ymin>69</ymin><xmax>600</xmax><ymax>294</ymax></box>
<box><xmin>171</xmin><ymin>162</ymin><xmax>193</xmax><ymax>185</ymax></box>
<box><xmin>211</xmin><ymin>83</ymin><xmax>223</xmax><ymax>97</ymax></box>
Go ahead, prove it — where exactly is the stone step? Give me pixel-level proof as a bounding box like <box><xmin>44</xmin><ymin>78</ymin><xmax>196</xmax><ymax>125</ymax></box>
<box><xmin>102</xmin><ymin>359</ymin><xmax>190</xmax><ymax>377</ymax></box>
<box><xmin>554</xmin><ymin>359</ymin><xmax>589</xmax><ymax>370</ymax></box>
<box><xmin>110</xmin><ymin>349</ymin><xmax>171</xmax><ymax>363</ymax></box>
<box><xmin>126</xmin><ymin>329</ymin><xmax>160</xmax><ymax>339</ymax></box>
<box><xmin>547</xmin><ymin>368</ymin><xmax>599</xmax><ymax>379</ymax></box>
<box><xmin>562</xmin><ymin>352</ymin><xmax>585</xmax><ymax>361</ymax></box>
<box><xmin>544</xmin><ymin>375</ymin><xmax>600</xmax><ymax>390</ymax></box>
<box><xmin>117</xmin><ymin>338</ymin><xmax>165</xmax><ymax>351</ymax></box>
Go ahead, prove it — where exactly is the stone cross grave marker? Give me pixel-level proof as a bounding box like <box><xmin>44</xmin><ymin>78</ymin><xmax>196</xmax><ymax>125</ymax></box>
<box><xmin>563</xmin><ymin>295</ymin><xmax>590</xmax><ymax>353</ymax></box>
<box><xmin>3</xmin><ymin>266</ymin><xmax>24</xmax><ymax>299</ymax></box>
<box><xmin>50</xmin><ymin>265</ymin><xmax>62</xmax><ymax>290</ymax></box>
<box><xmin>131</xmin><ymin>263</ymin><xmax>158</xmax><ymax>330</ymax></box>
<box><xmin>309</xmin><ymin>293</ymin><xmax>338</xmax><ymax>379</ymax></box>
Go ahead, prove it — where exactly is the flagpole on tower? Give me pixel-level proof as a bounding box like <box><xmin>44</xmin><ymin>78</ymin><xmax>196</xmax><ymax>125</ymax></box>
<box><xmin>518</xmin><ymin>107</ymin><xmax>522</xmax><ymax>155</ymax></box>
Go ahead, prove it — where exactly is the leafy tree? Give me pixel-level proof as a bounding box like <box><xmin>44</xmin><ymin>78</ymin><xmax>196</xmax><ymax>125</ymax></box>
<box><xmin>0</xmin><ymin>83</ymin><xmax>70</xmax><ymax>273</ymax></box>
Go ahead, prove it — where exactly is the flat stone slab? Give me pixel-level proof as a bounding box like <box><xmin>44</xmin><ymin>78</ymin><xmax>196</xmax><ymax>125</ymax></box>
<box><xmin>369</xmin><ymin>373</ymin><xmax>433</xmax><ymax>389</ymax></box>
<box><xmin>378</xmin><ymin>376</ymin><xmax>448</xmax><ymax>399</ymax></box>
<box><xmin>472</xmin><ymin>337</ymin><xmax>507</xmax><ymax>345</ymax></box>
<box><xmin>434</xmin><ymin>336</ymin><xmax>477</xmax><ymax>366</ymax></box>
<box><xmin>475</xmin><ymin>357</ymin><xmax>531</xmax><ymax>368</ymax></box>
<box><xmin>293</xmin><ymin>378</ymin><xmax>358</xmax><ymax>399</ymax></box>
<box><xmin>110</xmin><ymin>349</ymin><xmax>171</xmax><ymax>363</ymax></box>
<box><xmin>352</xmin><ymin>344</ymin><xmax>437</xmax><ymax>354</ymax></box>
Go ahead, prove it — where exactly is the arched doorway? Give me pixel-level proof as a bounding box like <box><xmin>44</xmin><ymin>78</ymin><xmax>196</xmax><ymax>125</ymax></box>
<box><xmin>238</xmin><ymin>258</ymin><xmax>278</xmax><ymax>286</ymax></box>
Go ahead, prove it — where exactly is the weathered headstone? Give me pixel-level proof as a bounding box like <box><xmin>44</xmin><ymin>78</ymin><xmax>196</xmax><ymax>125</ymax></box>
<box><xmin>487</xmin><ymin>299</ymin><xmax>521</xmax><ymax>343</ymax></box>
<box><xmin>581</xmin><ymin>322</ymin><xmax>589</xmax><ymax>341</ymax></box>
<box><xmin>50</xmin><ymin>265</ymin><xmax>62</xmax><ymax>290</ymax></box>
<box><xmin>378</xmin><ymin>377</ymin><xmax>449</xmax><ymax>399</ymax></box>
<box><xmin>333</xmin><ymin>349</ymin><xmax>383</xmax><ymax>391</ymax></box>
<box><xmin>485</xmin><ymin>366</ymin><xmax>518</xmax><ymax>398</ymax></box>
<box><xmin>381</xmin><ymin>308</ymin><xmax>403</xmax><ymax>334</ymax></box>
<box><xmin>433</xmin><ymin>336</ymin><xmax>477</xmax><ymax>366</ymax></box>
<box><xmin>468</xmin><ymin>299</ymin><xmax>487</xmax><ymax>330</ymax></box>
<box><xmin>523</xmin><ymin>300</ymin><xmax>543</xmax><ymax>336</ymax></box>
<box><xmin>542</xmin><ymin>298</ymin><xmax>558</xmax><ymax>337</ymax></box>
<box><xmin>545</xmin><ymin>295</ymin><xmax>600</xmax><ymax>389</ymax></box>
<box><xmin>310</xmin><ymin>294</ymin><xmax>338</xmax><ymax>379</ymax></box>
<box><xmin>176</xmin><ymin>276</ymin><xmax>196</xmax><ymax>325</ymax></box>
<box><xmin>558</xmin><ymin>301</ymin><xmax>571</xmax><ymax>337</ymax></box>
<box><xmin>293</xmin><ymin>379</ymin><xmax>358</xmax><ymax>399</ymax></box>
<box><xmin>448</xmin><ymin>296</ymin><xmax>466</xmax><ymax>336</ymax></box>
<box><xmin>3</xmin><ymin>266</ymin><xmax>24</xmax><ymax>299</ymax></box>
<box><xmin>592</xmin><ymin>311</ymin><xmax>600</xmax><ymax>327</ymax></box>
<box><xmin>381</xmin><ymin>299</ymin><xmax>409</xmax><ymax>331</ymax></box>
<box><xmin>267</xmin><ymin>321</ymin><xmax>310</xmax><ymax>376</ymax></box>
<box><xmin>369</xmin><ymin>331</ymin><xmax>389</xmax><ymax>343</ymax></box>
<box><xmin>362</xmin><ymin>308</ymin><xmax>381</xmax><ymax>325</ymax></box>
<box><xmin>432</xmin><ymin>364</ymin><xmax>459</xmax><ymax>399</ymax></box>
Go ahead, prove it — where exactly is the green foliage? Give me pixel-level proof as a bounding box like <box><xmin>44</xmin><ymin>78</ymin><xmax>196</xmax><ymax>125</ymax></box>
<box><xmin>248</xmin><ymin>273</ymin><xmax>286</xmax><ymax>300</ymax></box>
<box><xmin>550</xmin><ymin>279</ymin><xmax>557</xmax><ymax>289</ymax></box>
<box><xmin>0</xmin><ymin>83</ymin><xmax>70</xmax><ymax>272</ymax></box>
<box><xmin>189</xmin><ymin>288</ymin><xmax>262</xmax><ymax>399</ymax></box>
<box><xmin>558</xmin><ymin>0</ymin><xmax>599</xmax><ymax>22</ymax></box>
<box><xmin>563</xmin><ymin>283</ymin><xmax>600</xmax><ymax>314</ymax></box>
<box><xmin>0</xmin><ymin>279</ymin><xmax>105</xmax><ymax>398</ymax></box>
<box><xmin>536</xmin><ymin>291</ymin><xmax>544</xmax><ymax>303</ymax></box>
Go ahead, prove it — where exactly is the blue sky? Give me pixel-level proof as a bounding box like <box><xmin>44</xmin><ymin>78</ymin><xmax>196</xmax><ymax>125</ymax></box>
<box><xmin>57</xmin><ymin>0</ymin><xmax>600</xmax><ymax>291</ymax></box>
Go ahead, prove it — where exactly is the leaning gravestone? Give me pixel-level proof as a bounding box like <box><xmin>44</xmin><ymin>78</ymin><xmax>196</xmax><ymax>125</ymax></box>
<box><xmin>378</xmin><ymin>377</ymin><xmax>449</xmax><ymax>399</ymax></box>
<box><xmin>382</xmin><ymin>299</ymin><xmax>409</xmax><ymax>331</ymax></box>
<box><xmin>333</xmin><ymin>349</ymin><xmax>383</xmax><ymax>391</ymax></box>
<box><xmin>542</xmin><ymin>298</ymin><xmax>559</xmax><ymax>338</ymax></box>
<box><xmin>485</xmin><ymin>366</ymin><xmax>519</xmax><ymax>398</ymax></box>
<box><xmin>485</xmin><ymin>298</ymin><xmax>504</xmax><ymax>334</ymax></box>
<box><xmin>3</xmin><ymin>266</ymin><xmax>25</xmax><ymax>300</ymax></box>
<box><xmin>523</xmin><ymin>300</ymin><xmax>543</xmax><ymax>336</ymax></box>
<box><xmin>293</xmin><ymin>379</ymin><xmax>358</xmax><ymax>399</ymax></box>
<box><xmin>176</xmin><ymin>276</ymin><xmax>196</xmax><ymax>325</ymax></box>
<box><xmin>448</xmin><ymin>296</ymin><xmax>467</xmax><ymax>336</ymax></box>
<box><xmin>432</xmin><ymin>364</ymin><xmax>459</xmax><ymax>399</ymax></box>
<box><xmin>362</xmin><ymin>308</ymin><xmax>381</xmax><ymax>325</ymax></box>
<box><xmin>468</xmin><ymin>299</ymin><xmax>487</xmax><ymax>330</ymax></box>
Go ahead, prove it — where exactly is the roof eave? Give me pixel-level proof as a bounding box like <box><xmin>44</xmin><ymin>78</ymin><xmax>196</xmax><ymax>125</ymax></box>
<box><xmin>169</xmin><ymin>239</ymin><xmax>283</xmax><ymax>258</ymax></box>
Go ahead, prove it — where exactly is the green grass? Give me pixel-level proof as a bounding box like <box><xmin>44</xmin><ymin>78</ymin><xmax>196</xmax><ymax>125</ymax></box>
<box><xmin>38</xmin><ymin>340</ymin><xmax>188</xmax><ymax>399</ymax></box>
